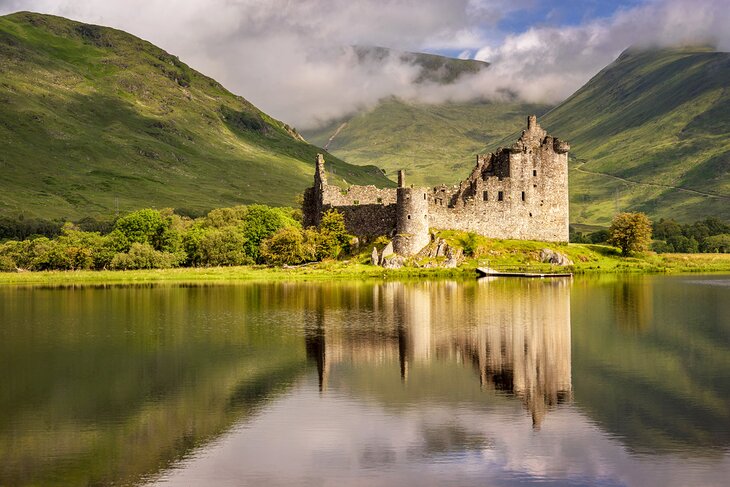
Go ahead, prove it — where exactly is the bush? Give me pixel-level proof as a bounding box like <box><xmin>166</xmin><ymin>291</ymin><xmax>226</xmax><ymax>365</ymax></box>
<box><xmin>261</xmin><ymin>226</ymin><xmax>309</xmax><ymax>265</ymax></box>
<box><xmin>460</xmin><ymin>232</ymin><xmax>480</xmax><ymax>257</ymax></box>
<box><xmin>0</xmin><ymin>255</ymin><xmax>16</xmax><ymax>272</ymax></box>
<box><xmin>110</xmin><ymin>243</ymin><xmax>182</xmax><ymax>270</ymax></box>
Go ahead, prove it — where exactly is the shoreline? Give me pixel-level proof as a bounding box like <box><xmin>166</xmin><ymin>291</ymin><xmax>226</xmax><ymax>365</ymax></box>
<box><xmin>1</xmin><ymin>252</ymin><xmax>729</xmax><ymax>286</ymax></box>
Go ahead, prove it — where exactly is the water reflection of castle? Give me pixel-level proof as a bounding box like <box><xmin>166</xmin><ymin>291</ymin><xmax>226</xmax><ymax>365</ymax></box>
<box><xmin>305</xmin><ymin>279</ymin><xmax>572</xmax><ymax>428</ymax></box>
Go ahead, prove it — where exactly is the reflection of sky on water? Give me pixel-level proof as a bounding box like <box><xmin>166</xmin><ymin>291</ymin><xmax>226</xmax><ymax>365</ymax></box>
<box><xmin>153</xmin><ymin>377</ymin><xmax>729</xmax><ymax>487</ymax></box>
<box><xmin>152</xmin><ymin>277</ymin><xmax>730</xmax><ymax>487</ymax></box>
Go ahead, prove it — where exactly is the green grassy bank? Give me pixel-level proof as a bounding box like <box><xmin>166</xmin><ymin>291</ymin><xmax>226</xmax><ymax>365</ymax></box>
<box><xmin>1</xmin><ymin>242</ymin><xmax>728</xmax><ymax>286</ymax></box>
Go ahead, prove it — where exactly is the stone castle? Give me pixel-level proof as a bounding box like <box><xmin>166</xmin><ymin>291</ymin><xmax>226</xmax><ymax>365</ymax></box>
<box><xmin>303</xmin><ymin>116</ymin><xmax>569</xmax><ymax>255</ymax></box>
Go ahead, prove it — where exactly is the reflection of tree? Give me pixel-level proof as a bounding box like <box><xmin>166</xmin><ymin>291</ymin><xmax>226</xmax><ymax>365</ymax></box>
<box><xmin>305</xmin><ymin>279</ymin><xmax>572</xmax><ymax>428</ymax></box>
<box><xmin>612</xmin><ymin>280</ymin><xmax>653</xmax><ymax>331</ymax></box>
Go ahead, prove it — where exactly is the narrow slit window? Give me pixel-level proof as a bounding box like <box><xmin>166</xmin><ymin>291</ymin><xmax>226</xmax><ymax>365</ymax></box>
<box><xmin>483</xmin><ymin>191</ymin><xmax>488</xmax><ymax>201</ymax></box>
<box><xmin>407</xmin><ymin>214</ymin><xmax>411</xmax><ymax>219</ymax></box>
<box><xmin>533</xmin><ymin>169</ymin><xmax>537</xmax><ymax>177</ymax></box>
<box><xmin>498</xmin><ymin>191</ymin><xmax>504</xmax><ymax>201</ymax></box>
<box><xmin>521</xmin><ymin>191</ymin><xmax>526</xmax><ymax>201</ymax></box>
<box><xmin>423</xmin><ymin>193</ymin><xmax>427</xmax><ymax>200</ymax></box>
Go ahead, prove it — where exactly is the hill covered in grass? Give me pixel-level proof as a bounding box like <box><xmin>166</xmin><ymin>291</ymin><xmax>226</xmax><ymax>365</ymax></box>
<box><xmin>303</xmin><ymin>98</ymin><xmax>550</xmax><ymax>186</ymax></box>
<box><xmin>0</xmin><ymin>12</ymin><xmax>392</xmax><ymax>220</ymax></box>
<box><xmin>540</xmin><ymin>46</ymin><xmax>730</xmax><ymax>224</ymax></box>
<box><xmin>305</xmin><ymin>47</ymin><xmax>729</xmax><ymax>225</ymax></box>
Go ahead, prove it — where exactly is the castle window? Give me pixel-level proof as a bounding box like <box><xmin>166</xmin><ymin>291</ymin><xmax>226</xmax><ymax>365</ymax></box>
<box><xmin>533</xmin><ymin>170</ymin><xmax>537</xmax><ymax>177</ymax></box>
<box><xmin>483</xmin><ymin>191</ymin><xmax>488</xmax><ymax>201</ymax></box>
<box><xmin>423</xmin><ymin>193</ymin><xmax>427</xmax><ymax>200</ymax></box>
<box><xmin>407</xmin><ymin>215</ymin><xmax>411</xmax><ymax>219</ymax></box>
<box><xmin>521</xmin><ymin>191</ymin><xmax>526</xmax><ymax>201</ymax></box>
<box><xmin>353</xmin><ymin>200</ymin><xmax>359</xmax><ymax>205</ymax></box>
<box><xmin>529</xmin><ymin>212</ymin><xmax>533</xmax><ymax>217</ymax></box>
<box><xmin>498</xmin><ymin>191</ymin><xmax>504</xmax><ymax>201</ymax></box>
<box><xmin>377</xmin><ymin>197</ymin><xmax>382</xmax><ymax>203</ymax></box>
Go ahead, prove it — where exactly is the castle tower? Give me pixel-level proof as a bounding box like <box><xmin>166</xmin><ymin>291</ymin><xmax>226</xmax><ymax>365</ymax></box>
<box><xmin>394</xmin><ymin>171</ymin><xmax>430</xmax><ymax>255</ymax></box>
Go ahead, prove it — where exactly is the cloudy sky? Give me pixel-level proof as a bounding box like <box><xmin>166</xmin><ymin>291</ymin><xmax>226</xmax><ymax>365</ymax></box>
<box><xmin>1</xmin><ymin>0</ymin><xmax>728</xmax><ymax>128</ymax></box>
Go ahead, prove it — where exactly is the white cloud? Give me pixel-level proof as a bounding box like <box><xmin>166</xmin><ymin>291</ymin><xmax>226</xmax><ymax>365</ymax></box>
<box><xmin>0</xmin><ymin>0</ymin><xmax>728</xmax><ymax>128</ymax></box>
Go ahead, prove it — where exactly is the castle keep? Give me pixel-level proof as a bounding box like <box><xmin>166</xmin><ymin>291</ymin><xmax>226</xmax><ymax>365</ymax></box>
<box><xmin>303</xmin><ymin>116</ymin><xmax>570</xmax><ymax>255</ymax></box>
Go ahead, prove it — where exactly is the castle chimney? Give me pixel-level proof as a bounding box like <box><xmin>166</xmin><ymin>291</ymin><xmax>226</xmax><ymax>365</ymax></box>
<box><xmin>398</xmin><ymin>170</ymin><xmax>405</xmax><ymax>188</ymax></box>
<box><xmin>527</xmin><ymin>115</ymin><xmax>537</xmax><ymax>130</ymax></box>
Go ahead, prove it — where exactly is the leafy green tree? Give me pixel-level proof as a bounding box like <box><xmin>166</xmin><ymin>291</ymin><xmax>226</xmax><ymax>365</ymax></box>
<box><xmin>261</xmin><ymin>226</ymin><xmax>308</xmax><ymax>265</ymax></box>
<box><xmin>240</xmin><ymin>205</ymin><xmax>299</xmax><ymax>262</ymax></box>
<box><xmin>588</xmin><ymin>229</ymin><xmax>610</xmax><ymax>244</ymax></box>
<box><xmin>608</xmin><ymin>212</ymin><xmax>653</xmax><ymax>255</ymax></box>
<box><xmin>702</xmin><ymin>234</ymin><xmax>730</xmax><ymax>253</ymax></box>
<box><xmin>113</xmin><ymin>209</ymin><xmax>171</xmax><ymax>251</ymax></box>
<box><xmin>315</xmin><ymin>209</ymin><xmax>351</xmax><ymax>260</ymax></box>
<box><xmin>668</xmin><ymin>235</ymin><xmax>699</xmax><ymax>253</ymax></box>
<box><xmin>0</xmin><ymin>254</ymin><xmax>15</xmax><ymax>272</ymax></box>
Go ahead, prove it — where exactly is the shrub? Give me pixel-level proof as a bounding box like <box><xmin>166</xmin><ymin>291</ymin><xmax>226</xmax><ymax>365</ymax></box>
<box><xmin>261</xmin><ymin>226</ymin><xmax>308</xmax><ymax>265</ymax></box>
<box><xmin>110</xmin><ymin>243</ymin><xmax>182</xmax><ymax>270</ymax></box>
<box><xmin>0</xmin><ymin>255</ymin><xmax>16</xmax><ymax>272</ymax></box>
<box><xmin>460</xmin><ymin>232</ymin><xmax>480</xmax><ymax>257</ymax></box>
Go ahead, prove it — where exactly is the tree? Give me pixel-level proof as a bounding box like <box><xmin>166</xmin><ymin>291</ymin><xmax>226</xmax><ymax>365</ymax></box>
<box><xmin>261</xmin><ymin>227</ymin><xmax>308</xmax><ymax>265</ymax></box>
<box><xmin>316</xmin><ymin>210</ymin><xmax>351</xmax><ymax>260</ymax></box>
<box><xmin>704</xmin><ymin>234</ymin><xmax>730</xmax><ymax>253</ymax></box>
<box><xmin>608</xmin><ymin>212</ymin><xmax>652</xmax><ymax>255</ymax></box>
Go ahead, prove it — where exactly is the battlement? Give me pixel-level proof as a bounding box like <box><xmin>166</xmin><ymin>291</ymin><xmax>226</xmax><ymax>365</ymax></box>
<box><xmin>303</xmin><ymin>115</ymin><xmax>570</xmax><ymax>254</ymax></box>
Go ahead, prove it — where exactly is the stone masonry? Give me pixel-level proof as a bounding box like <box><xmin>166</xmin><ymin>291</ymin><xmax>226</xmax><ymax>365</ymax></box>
<box><xmin>303</xmin><ymin>115</ymin><xmax>570</xmax><ymax>255</ymax></box>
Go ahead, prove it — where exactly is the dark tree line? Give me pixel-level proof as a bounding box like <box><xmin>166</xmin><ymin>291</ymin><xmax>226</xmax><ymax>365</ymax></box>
<box><xmin>571</xmin><ymin>216</ymin><xmax>730</xmax><ymax>253</ymax></box>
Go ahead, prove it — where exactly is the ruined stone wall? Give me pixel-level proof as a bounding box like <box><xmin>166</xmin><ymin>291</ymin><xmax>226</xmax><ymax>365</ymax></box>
<box><xmin>320</xmin><ymin>184</ymin><xmax>398</xmax><ymax>237</ymax></box>
<box><xmin>428</xmin><ymin>116</ymin><xmax>569</xmax><ymax>242</ymax></box>
<box><xmin>301</xmin><ymin>115</ymin><xmax>569</xmax><ymax>251</ymax></box>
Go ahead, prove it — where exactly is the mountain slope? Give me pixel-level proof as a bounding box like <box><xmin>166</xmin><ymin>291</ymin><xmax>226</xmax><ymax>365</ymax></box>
<box><xmin>540</xmin><ymin>46</ymin><xmax>730</xmax><ymax>224</ymax></box>
<box><xmin>306</xmin><ymin>46</ymin><xmax>729</xmax><ymax>225</ymax></box>
<box><xmin>303</xmin><ymin>98</ymin><xmax>550</xmax><ymax>186</ymax></box>
<box><xmin>0</xmin><ymin>12</ymin><xmax>392</xmax><ymax>220</ymax></box>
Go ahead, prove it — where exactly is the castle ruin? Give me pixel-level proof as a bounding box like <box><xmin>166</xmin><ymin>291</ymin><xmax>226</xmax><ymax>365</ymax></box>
<box><xmin>303</xmin><ymin>115</ymin><xmax>570</xmax><ymax>255</ymax></box>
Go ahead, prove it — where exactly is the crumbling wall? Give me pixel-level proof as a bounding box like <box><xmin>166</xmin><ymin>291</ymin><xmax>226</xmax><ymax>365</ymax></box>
<box><xmin>301</xmin><ymin>115</ymin><xmax>570</xmax><ymax>252</ymax></box>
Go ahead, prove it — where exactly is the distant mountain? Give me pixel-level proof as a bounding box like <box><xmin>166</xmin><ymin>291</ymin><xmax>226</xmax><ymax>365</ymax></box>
<box><xmin>541</xmin><ymin>46</ymin><xmax>730</xmax><ymax>224</ymax></box>
<box><xmin>306</xmin><ymin>46</ymin><xmax>730</xmax><ymax>224</ymax></box>
<box><xmin>303</xmin><ymin>98</ymin><xmax>550</xmax><ymax>186</ymax></box>
<box><xmin>352</xmin><ymin>46</ymin><xmax>489</xmax><ymax>84</ymax></box>
<box><xmin>0</xmin><ymin>12</ymin><xmax>392</xmax><ymax>220</ymax></box>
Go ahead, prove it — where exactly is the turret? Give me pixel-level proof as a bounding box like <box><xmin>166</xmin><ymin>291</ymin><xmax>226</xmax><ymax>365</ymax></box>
<box><xmin>394</xmin><ymin>170</ymin><xmax>430</xmax><ymax>255</ymax></box>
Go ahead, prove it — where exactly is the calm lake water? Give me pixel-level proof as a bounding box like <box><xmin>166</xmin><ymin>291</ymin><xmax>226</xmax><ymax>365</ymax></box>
<box><xmin>1</xmin><ymin>275</ymin><xmax>728</xmax><ymax>486</ymax></box>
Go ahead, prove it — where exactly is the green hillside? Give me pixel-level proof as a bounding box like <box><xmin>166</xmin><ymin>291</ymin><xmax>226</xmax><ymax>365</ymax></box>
<box><xmin>306</xmin><ymin>47</ymin><xmax>729</xmax><ymax>225</ymax></box>
<box><xmin>0</xmin><ymin>12</ymin><xmax>392</xmax><ymax>220</ymax></box>
<box><xmin>303</xmin><ymin>98</ymin><xmax>550</xmax><ymax>186</ymax></box>
<box><xmin>541</xmin><ymin>46</ymin><xmax>730</xmax><ymax>224</ymax></box>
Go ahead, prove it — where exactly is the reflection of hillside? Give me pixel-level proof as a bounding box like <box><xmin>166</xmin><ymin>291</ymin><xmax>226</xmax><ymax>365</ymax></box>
<box><xmin>0</xmin><ymin>285</ymin><xmax>307</xmax><ymax>487</ymax></box>
<box><xmin>572</xmin><ymin>275</ymin><xmax>730</xmax><ymax>454</ymax></box>
<box><xmin>304</xmin><ymin>279</ymin><xmax>572</xmax><ymax>427</ymax></box>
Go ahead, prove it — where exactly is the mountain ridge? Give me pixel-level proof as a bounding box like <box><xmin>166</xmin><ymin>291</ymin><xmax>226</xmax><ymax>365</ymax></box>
<box><xmin>0</xmin><ymin>11</ymin><xmax>393</xmax><ymax>219</ymax></box>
